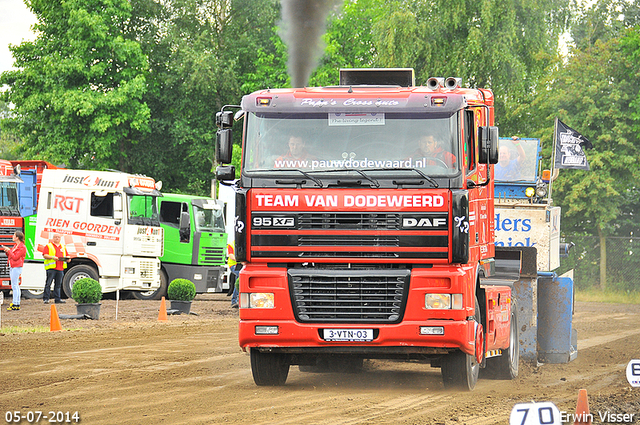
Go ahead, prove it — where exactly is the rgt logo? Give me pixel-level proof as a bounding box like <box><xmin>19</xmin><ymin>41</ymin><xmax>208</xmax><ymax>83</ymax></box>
<box><xmin>54</xmin><ymin>195</ymin><xmax>83</xmax><ymax>213</ymax></box>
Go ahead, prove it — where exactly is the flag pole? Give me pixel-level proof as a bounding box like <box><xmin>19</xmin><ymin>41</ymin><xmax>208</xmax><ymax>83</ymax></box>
<box><xmin>548</xmin><ymin>117</ymin><xmax>558</xmax><ymax>206</ymax></box>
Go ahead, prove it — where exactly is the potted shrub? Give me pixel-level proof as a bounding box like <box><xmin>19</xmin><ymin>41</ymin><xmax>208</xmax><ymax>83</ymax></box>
<box><xmin>167</xmin><ymin>279</ymin><xmax>196</xmax><ymax>314</ymax></box>
<box><xmin>71</xmin><ymin>277</ymin><xmax>102</xmax><ymax>320</ymax></box>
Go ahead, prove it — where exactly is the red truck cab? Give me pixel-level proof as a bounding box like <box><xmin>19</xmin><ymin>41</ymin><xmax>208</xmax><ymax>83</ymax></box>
<box><xmin>0</xmin><ymin>160</ymin><xmax>23</xmax><ymax>292</ymax></box>
<box><xmin>216</xmin><ymin>69</ymin><xmax>518</xmax><ymax>390</ymax></box>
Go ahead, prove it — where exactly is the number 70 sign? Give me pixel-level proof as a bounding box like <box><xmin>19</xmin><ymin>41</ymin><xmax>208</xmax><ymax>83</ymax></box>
<box><xmin>510</xmin><ymin>402</ymin><xmax>561</xmax><ymax>425</ymax></box>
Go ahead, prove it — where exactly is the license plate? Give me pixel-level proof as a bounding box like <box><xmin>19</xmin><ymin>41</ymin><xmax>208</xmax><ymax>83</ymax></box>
<box><xmin>323</xmin><ymin>329</ymin><xmax>374</xmax><ymax>342</ymax></box>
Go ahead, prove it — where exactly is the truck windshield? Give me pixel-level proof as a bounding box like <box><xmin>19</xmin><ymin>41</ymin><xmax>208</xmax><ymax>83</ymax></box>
<box><xmin>127</xmin><ymin>194</ymin><xmax>161</xmax><ymax>226</ymax></box>
<box><xmin>193</xmin><ymin>204</ymin><xmax>225</xmax><ymax>233</ymax></box>
<box><xmin>243</xmin><ymin>112</ymin><xmax>459</xmax><ymax>176</ymax></box>
<box><xmin>0</xmin><ymin>182</ymin><xmax>20</xmax><ymax>216</ymax></box>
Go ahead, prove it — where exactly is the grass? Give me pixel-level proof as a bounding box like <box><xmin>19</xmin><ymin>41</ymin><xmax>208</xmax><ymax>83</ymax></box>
<box><xmin>575</xmin><ymin>287</ymin><xmax>640</xmax><ymax>304</ymax></box>
<box><xmin>0</xmin><ymin>325</ymin><xmax>50</xmax><ymax>334</ymax></box>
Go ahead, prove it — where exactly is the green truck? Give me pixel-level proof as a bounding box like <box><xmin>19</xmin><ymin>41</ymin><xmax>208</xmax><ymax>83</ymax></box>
<box><xmin>131</xmin><ymin>193</ymin><xmax>228</xmax><ymax>300</ymax></box>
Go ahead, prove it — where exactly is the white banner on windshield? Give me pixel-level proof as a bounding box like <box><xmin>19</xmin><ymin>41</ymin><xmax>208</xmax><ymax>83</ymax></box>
<box><xmin>328</xmin><ymin>113</ymin><xmax>385</xmax><ymax>126</ymax></box>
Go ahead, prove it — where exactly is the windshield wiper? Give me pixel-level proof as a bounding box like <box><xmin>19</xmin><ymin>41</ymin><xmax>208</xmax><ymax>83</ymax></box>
<box><xmin>0</xmin><ymin>206</ymin><xmax>12</xmax><ymax>216</ymax></box>
<box><xmin>379</xmin><ymin>168</ymin><xmax>439</xmax><ymax>188</ymax></box>
<box><xmin>313</xmin><ymin>169</ymin><xmax>380</xmax><ymax>188</ymax></box>
<box><xmin>258</xmin><ymin>169</ymin><xmax>323</xmax><ymax>187</ymax></box>
<box><xmin>350</xmin><ymin>168</ymin><xmax>380</xmax><ymax>188</ymax></box>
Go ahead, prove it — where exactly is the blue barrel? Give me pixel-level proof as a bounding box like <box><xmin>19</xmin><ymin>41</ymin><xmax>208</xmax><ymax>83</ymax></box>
<box><xmin>537</xmin><ymin>275</ymin><xmax>575</xmax><ymax>363</ymax></box>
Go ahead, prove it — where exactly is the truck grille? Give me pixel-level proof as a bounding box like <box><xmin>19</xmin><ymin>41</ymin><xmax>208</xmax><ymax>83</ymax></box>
<box><xmin>0</xmin><ymin>255</ymin><xmax>8</xmax><ymax>278</ymax></box>
<box><xmin>251</xmin><ymin>212</ymin><xmax>449</xmax><ymax>260</ymax></box>
<box><xmin>0</xmin><ymin>227</ymin><xmax>21</xmax><ymax>236</ymax></box>
<box><xmin>289</xmin><ymin>269</ymin><xmax>410</xmax><ymax>324</ymax></box>
<box><xmin>139</xmin><ymin>260</ymin><xmax>157</xmax><ymax>279</ymax></box>
<box><xmin>206</xmin><ymin>269</ymin><xmax>220</xmax><ymax>287</ymax></box>
<box><xmin>298</xmin><ymin>213</ymin><xmax>401</xmax><ymax>230</ymax></box>
<box><xmin>140</xmin><ymin>243</ymin><xmax>159</xmax><ymax>255</ymax></box>
<box><xmin>200</xmin><ymin>247</ymin><xmax>225</xmax><ymax>265</ymax></box>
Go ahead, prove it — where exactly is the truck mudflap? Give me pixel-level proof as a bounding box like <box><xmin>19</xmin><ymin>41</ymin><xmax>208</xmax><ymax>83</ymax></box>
<box><xmin>239</xmin><ymin>318</ymin><xmax>479</xmax><ymax>358</ymax></box>
<box><xmin>480</xmin><ymin>248</ymin><xmax>521</xmax><ymax>286</ymax></box>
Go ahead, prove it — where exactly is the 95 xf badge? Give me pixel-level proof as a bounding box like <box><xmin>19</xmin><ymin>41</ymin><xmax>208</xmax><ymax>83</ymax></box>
<box><xmin>252</xmin><ymin>215</ymin><xmax>295</xmax><ymax>228</ymax></box>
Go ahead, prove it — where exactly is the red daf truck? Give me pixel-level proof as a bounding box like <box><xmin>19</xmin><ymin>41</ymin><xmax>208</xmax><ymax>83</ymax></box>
<box><xmin>0</xmin><ymin>160</ymin><xmax>23</xmax><ymax>293</ymax></box>
<box><xmin>215</xmin><ymin>69</ymin><xmax>518</xmax><ymax>390</ymax></box>
<box><xmin>0</xmin><ymin>161</ymin><xmax>59</xmax><ymax>296</ymax></box>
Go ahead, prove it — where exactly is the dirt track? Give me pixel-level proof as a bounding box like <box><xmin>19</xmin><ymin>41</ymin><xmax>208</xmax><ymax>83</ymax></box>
<box><xmin>1</xmin><ymin>295</ymin><xmax>639</xmax><ymax>425</ymax></box>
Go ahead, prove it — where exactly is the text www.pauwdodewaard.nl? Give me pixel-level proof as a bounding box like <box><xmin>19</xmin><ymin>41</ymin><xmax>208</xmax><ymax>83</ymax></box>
<box><xmin>274</xmin><ymin>157</ymin><xmax>427</xmax><ymax>170</ymax></box>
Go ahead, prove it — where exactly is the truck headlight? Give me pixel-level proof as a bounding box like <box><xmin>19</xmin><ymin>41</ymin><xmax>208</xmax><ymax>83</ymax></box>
<box><xmin>240</xmin><ymin>293</ymin><xmax>274</xmax><ymax>309</ymax></box>
<box><xmin>425</xmin><ymin>293</ymin><xmax>463</xmax><ymax>309</ymax></box>
<box><xmin>124</xmin><ymin>267</ymin><xmax>135</xmax><ymax>275</ymax></box>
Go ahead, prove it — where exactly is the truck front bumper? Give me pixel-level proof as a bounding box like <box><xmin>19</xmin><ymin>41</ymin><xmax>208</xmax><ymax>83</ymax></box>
<box><xmin>239</xmin><ymin>318</ymin><xmax>477</xmax><ymax>357</ymax></box>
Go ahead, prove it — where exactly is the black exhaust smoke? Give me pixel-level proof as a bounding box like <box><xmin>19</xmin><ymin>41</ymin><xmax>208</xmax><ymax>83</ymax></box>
<box><xmin>279</xmin><ymin>0</ymin><xmax>343</xmax><ymax>88</ymax></box>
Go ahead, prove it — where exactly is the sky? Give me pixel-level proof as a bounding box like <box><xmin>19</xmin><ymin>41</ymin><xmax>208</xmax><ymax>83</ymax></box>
<box><xmin>0</xmin><ymin>0</ymin><xmax>37</xmax><ymax>75</ymax></box>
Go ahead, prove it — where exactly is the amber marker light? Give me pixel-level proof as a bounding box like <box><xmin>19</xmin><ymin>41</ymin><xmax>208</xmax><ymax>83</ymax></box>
<box><xmin>256</xmin><ymin>97</ymin><xmax>271</xmax><ymax>106</ymax></box>
<box><xmin>525</xmin><ymin>187</ymin><xmax>536</xmax><ymax>198</ymax></box>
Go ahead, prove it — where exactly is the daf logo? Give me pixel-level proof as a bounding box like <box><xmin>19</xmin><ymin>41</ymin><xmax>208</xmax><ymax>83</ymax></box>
<box><xmin>402</xmin><ymin>217</ymin><xmax>447</xmax><ymax>228</ymax></box>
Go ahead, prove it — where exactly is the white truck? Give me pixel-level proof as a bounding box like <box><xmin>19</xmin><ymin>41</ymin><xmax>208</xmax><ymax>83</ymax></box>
<box><xmin>21</xmin><ymin>169</ymin><xmax>164</xmax><ymax>297</ymax></box>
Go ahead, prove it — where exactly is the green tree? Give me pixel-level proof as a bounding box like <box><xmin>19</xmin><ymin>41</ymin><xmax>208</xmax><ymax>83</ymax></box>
<box><xmin>312</xmin><ymin>0</ymin><xmax>570</xmax><ymax>137</ymax></box>
<box><xmin>531</xmin><ymin>32</ymin><xmax>640</xmax><ymax>288</ymax></box>
<box><xmin>241</xmin><ymin>33</ymin><xmax>290</xmax><ymax>92</ymax></box>
<box><xmin>128</xmin><ymin>0</ymin><xmax>279</xmax><ymax>195</ymax></box>
<box><xmin>523</xmin><ymin>0</ymin><xmax>640</xmax><ymax>289</ymax></box>
<box><xmin>311</xmin><ymin>0</ymin><xmax>385</xmax><ymax>86</ymax></box>
<box><xmin>0</xmin><ymin>101</ymin><xmax>21</xmax><ymax>160</ymax></box>
<box><xmin>0</xmin><ymin>0</ymin><xmax>150</xmax><ymax>170</ymax></box>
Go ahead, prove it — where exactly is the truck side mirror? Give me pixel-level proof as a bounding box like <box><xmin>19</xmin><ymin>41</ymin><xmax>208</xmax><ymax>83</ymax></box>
<box><xmin>216</xmin><ymin>129</ymin><xmax>233</xmax><ymax>164</ymax></box>
<box><xmin>179</xmin><ymin>211</ymin><xmax>190</xmax><ymax>243</ymax></box>
<box><xmin>216</xmin><ymin>165</ymin><xmax>236</xmax><ymax>182</ymax></box>
<box><xmin>216</xmin><ymin>111</ymin><xmax>234</xmax><ymax>128</ymax></box>
<box><xmin>479</xmin><ymin>126</ymin><xmax>499</xmax><ymax>164</ymax></box>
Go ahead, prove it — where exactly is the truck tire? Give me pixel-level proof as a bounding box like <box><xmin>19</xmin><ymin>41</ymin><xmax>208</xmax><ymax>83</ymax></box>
<box><xmin>22</xmin><ymin>289</ymin><xmax>44</xmax><ymax>299</ymax></box>
<box><xmin>250</xmin><ymin>349</ymin><xmax>290</xmax><ymax>386</ymax></box>
<box><xmin>131</xmin><ymin>269</ymin><xmax>168</xmax><ymax>301</ymax></box>
<box><xmin>62</xmin><ymin>265</ymin><xmax>99</xmax><ymax>299</ymax></box>
<box><xmin>483</xmin><ymin>300</ymin><xmax>519</xmax><ymax>380</ymax></box>
<box><xmin>441</xmin><ymin>298</ymin><xmax>482</xmax><ymax>391</ymax></box>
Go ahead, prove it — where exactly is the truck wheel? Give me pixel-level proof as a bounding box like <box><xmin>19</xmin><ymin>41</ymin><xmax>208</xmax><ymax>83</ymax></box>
<box><xmin>483</xmin><ymin>300</ymin><xmax>519</xmax><ymax>380</ymax></box>
<box><xmin>62</xmin><ymin>265</ymin><xmax>99</xmax><ymax>299</ymax></box>
<box><xmin>250</xmin><ymin>349</ymin><xmax>290</xmax><ymax>386</ymax></box>
<box><xmin>131</xmin><ymin>269</ymin><xmax>168</xmax><ymax>300</ymax></box>
<box><xmin>441</xmin><ymin>298</ymin><xmax>482</xmax><ymax>391</ymax></box>
<box><xmin>22</xmin><ymin>289</ymin><xmax>44</xmax><ymax>299</ymax></box>
<box><xmin>441</xmin><ymin>349</ymin><xmax>479</xmax><ymax>391</ymax></box>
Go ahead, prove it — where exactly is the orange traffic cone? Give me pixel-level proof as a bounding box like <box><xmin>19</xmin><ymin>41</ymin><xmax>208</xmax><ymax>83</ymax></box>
<box><xmin>158</xmin><ymin>297</ymin><xmax>168</xmax><ymax>322</ymax></box>
<box><xmin>574</xmin><ymin>389</ymin><xmax>592</xmax><ymax>425</ymax></box>
<box><xmin>50</xmin><ymin>304</ymin><xmax>62</xmax><ymax>332</ymax></box>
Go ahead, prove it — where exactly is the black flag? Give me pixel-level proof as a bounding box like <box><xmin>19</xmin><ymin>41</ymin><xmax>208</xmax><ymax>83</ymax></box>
<box><xmin>554</xmin><ymin>118</ymin><xmax>592</xmax><ymax>170</ymax></box>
